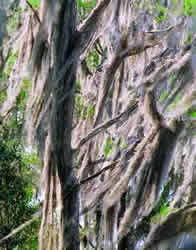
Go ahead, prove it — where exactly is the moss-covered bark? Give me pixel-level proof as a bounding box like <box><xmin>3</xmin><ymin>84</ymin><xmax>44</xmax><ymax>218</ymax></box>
<box><xmin>0</xmin><ymin>1</ymin><xmax>196</xmax><ymax>250</ymax></box>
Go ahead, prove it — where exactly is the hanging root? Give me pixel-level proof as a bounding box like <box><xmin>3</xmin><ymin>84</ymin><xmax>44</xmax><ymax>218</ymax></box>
<box><xmin>104</xmin><ymin>204</ymin><xmax>120</xmax><ymax>250</ymax></box>
<box><xmin>103</xmin><ymin>127</ymin><xmax>158</xmax><ymax>211</ymax></box>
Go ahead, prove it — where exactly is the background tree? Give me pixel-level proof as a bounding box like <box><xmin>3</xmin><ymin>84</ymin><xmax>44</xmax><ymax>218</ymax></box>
<box><xmin>0</xmin><ymin>76</ymin><xmax>40</xmax><ymax>249</ymax></box>
<box><xmin>0</xmin><ymin>128</ymin><xmax>40</xmax><ymax>250</ymax></box>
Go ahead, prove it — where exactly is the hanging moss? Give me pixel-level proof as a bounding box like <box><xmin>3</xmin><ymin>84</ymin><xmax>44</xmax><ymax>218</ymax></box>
<box><xmin>74</xmin><ymin>95</ymin><xmax>95</xmax><ymax>120</ymax></box>
<box><xmin>4</xmin><ymin>50</ymin><xmax>18</xmax><ymax>77</ymax></box>
<box><xmin>86</xmin><ymin>47</ymin><xmax>101</xmax><ymax>72</ymax></box>
<box><xmin>16</xmin><ymin>76</ymin><xmax>32</xmax><ymax>108</ymax></box>
<box><xmin>7</xmin><ymin>8</ymin><xmax>22</xmax><ymax>33</ymax></box>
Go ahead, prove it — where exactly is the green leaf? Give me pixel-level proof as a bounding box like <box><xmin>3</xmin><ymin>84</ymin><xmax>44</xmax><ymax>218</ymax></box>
<box><xmin>190</xmin><ymin>111</ymin><xmax>196</xmax><ymax>117</ymax></box>
<box><xmin>155</xmin><ymin>4</ymin><xmax>168</xmax><ymax>22</ymax></box>
<box><xmin>120</xmin><ymin>137</ymin><xmax>127</xmax><ymax>149</ymax></box>
<box><xmin>184</xmin><ymin>0</ymin><xmax>196</xmax><ymax>16</ymax></box>
<box><xmin>186</xmin><ymin>109</ymin><xmax>196</xmax><ymax>118</ymax></box>
<box><xmin>28</xmin><ymin>0</ymin><xmax>40</xmax><ymax>9</ymax></box>
<box><xmin>89</xmin><ymin>105</ymin><xmax>95</xmax><ymax>119</ymax></box>
<box><xmin>184</xmin><ymin>34</ymin><xmax>192</xmax><ymax>45</ymax></box>
<box><xmin>158</xmin><ymin>90</ymin><xmax>168</xmax><ymax>103</ymax></box>
<box><xmin>104</xmin><ymin>137</ymin><xmax>113</xmax><ymax>157</ymax></box>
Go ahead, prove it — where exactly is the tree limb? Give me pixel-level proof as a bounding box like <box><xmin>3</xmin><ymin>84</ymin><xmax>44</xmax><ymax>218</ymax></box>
<box><xmin>78</xmin><ymin>0</ymin><xmax>111</xmax><ymax>33</ymax></box>
<box><xmin>0</xmin><ymin>211</ymin><xmax>41</xmax><ymax>245</ymax></box>
<box><xmin>143</xmin><ymin>203</ymin><xmax>196</xmax><ymax>250</ymax></box>
<box><xmin>89</xmin><ymin>157</ymin><xmax>109</xmax><ymax>165</ymax></box>
<box><xmin>93</xmin><ymin>31</ymin><xmax>160</xmax><ymax>126</ymax></box>
<box><xmin>77</xmin><ymin>0</ymin><xmax>112</xmax><ymax>55</ymax></box>
<box><xmin>53</xmin><ymin>0</ymin><xmax>112</xmax><ymax>91</ymax></box>
<box><xmin>73</xmin><ymin>100</ymin><xmax>138</xmax><ymax>151</ymax></box>
<box><xmin>64</xmin><ymin>160</ymin><xmax>120</xmax><ymax>205</ymax></box>
<box><xmin>26</xmin><ymin>0</ymin><xmax>41</xmax><ymax>24</ymax></box>
<box><xmin>80</xmin><ymin>160</ymin><xmax>119</xmax><ymax>185</ymax></box>
<box><xmin>144</xmin><ymin>21</ymin><xmax>184</xmax><ymax>34</ymax></box>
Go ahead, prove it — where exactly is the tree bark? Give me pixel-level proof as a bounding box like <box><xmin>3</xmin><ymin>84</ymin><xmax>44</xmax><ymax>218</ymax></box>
<box><xmin>29</xmin><ymin>0</ymin><xmax>112</xmax><ymax>249</ymax></box>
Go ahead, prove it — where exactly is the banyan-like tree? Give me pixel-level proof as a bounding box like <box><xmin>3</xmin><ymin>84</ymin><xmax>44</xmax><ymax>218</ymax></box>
<box><xmin>0</xmin><ymin>0</ymin><xmax>196</xmax><ymax>249</ymax></box>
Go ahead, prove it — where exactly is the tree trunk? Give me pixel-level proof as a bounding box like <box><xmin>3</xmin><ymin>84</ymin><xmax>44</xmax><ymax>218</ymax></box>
<box><xmin>28</xmin><ymin>0</ymin><xmax>112</xmax><ymax>249</ymax></box>
<box><xmin>29</xmin><ymin>1</ymin><xmax>80</xmax><ymax>249</ymax></box>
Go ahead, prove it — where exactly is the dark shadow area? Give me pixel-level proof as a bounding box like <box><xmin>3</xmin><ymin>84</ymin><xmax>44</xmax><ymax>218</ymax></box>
<box><xmin>179</xmin><ymin>242</ymin><xmax>196</xmax><ymax>249</ymax></box>
<box><xmin>0</xmin><ymin>8</ymin><xmax>7</xmax><ymax>48</ymax></box>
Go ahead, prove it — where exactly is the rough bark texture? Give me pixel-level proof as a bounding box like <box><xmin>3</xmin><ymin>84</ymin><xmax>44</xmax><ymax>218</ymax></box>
<box><xmin>72</xmin><ymin>1</ymin><xmax>196</xmax><ymax>250</ymax></box>
<box><xmin>0</xmin><ymin>0</ymin><xmax>196</xmax><ymax>250</ymax></box>
<box><xmin>27</xmin><ymin>0</ymin><xmax>112</xmax><ymax>249</ymax></box>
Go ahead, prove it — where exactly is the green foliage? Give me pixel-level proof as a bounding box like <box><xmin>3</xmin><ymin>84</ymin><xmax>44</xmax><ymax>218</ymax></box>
<box><xmin>77</xmin><ymin>0</ymin><xmax>96</xmax><ymax>9</ymax></box>
<box><xmin>17</xmin><ymin>76</ymin><xmax>32</xmax><ymax>109</ymax></box>
<box><xmin>148</xmin><ymin>183</ymin><xmax>176</xmax><ymax>224</ymax></box>
<box><xmin>0</xmin><ymin>134</ymin><xmax>39</xmax><ymax>249</ymax></box>
<box><xmin>89</xmin><ymin>105</ymin><xmax>95</xmax><ymax>119</ymax></box>
<box><xmin>184</xmin><ymin>33</ymin><xmax>192</xmax><ymax>45</ymax></box>
<box><xmin>7</xmin><ymin>8</ymin><xmax>22</xmax><ymax>33</ymax></box>
<box><xmin>86</xmin><ymin>48</ymin><xmax>100</xmax><ymax>71</ymax></box>
<box><xmin>104</xmin><ymin>137</ymin><xmax>113</xmax><ymax>157</ymax></box>
<box><xmin>0</xmin><ymin>88</ymin><xmax>7</xmax><ymax>102</ymax></box>
<box><xmin>154</xmin><ymin>4</ymin><xmax>168</xmax><ymax>22</ymax></box>
<box><xmin>0</xmin><ymin>71</ymin><xmax>8</xmax><ymax>81</ymax></box>
<box><xmin>76</xmin><ymin>80</ymin><xmax>81</xmax><ymax>92</ymax></box>
<box><xmin>167</xmin><ymin>94</ymin><xmax>183</xmax><ymax>111</ymax></box>
<box><xmin>3</xmin><ymin>76</ymin><xmax>31</xmax><ymax>137</ymax></box>
<box><xmin>150</xmin><ymin>205</ymin><xmax>171</xmax><ymax>223</ymax></box>
<box><xmin>77</xmin><ymin>0</ymin><xmax>97</xmax><ymax>20</ymax></box>
<box><xmin>1</xmin><ymin>50</ymin><xmax>19</xmax><ymax>83</ymax></box>
<box><xmin>80</xmin><ymin>225</ymin><xmax>96</xmax><ymax>249</ymax></box>
<box><xmin>186</xmin><ymin>109</ymin><xmax>196</xmax><ymax>118</ymax></box>
<box><xmin>77</xmin><ymin>0</ymin><xmax>97</xmax><ymax>16</ymax></box>
<box><xmin>168</xmin><ymin>73</ymin><xmax>177</xmax><ymax>86</ymax></box>
<box><xmin>28</xmin><ymin>0</ymin><xmax>41</xmax><ymax>9</ymax></box>
<box><xmin>75</xmin><ymin>95</ymin><xmax>95</xmax><ymax>120</ymax></box>
<box><xmin>0</xmin><ymin>73</ymin><xmax>40</xmax><ymax>248</ymax></box>
<box><xmin>120</xmin><ymin>137</ymin><xmax>127</xmax><ymax>149</ymax></box>
<box><xmin>75</xmin><ymin>95</ymin><xmax>88</xmax><ymax>119</ymax></box>
<box><xmin>184</xmin><ymin>0</ymin><xmax>196</xmax><ymax>16</ymax></box>
<box><xmin>5</xmin><ymin>50</ymin><xmax>18</xmax><ymax>77</ymax></box>
<box><xmin>158</xmin><ymin>90</ymin><xmax>168</xmax><ymax>103</ymax></box>
<box><xmin>22</xmin><ymin>151</ymin><xmax>40</xmax><ymax>166</ymax></box>
<box><xmin>141</xmin><ymin>183</ymin><xmax>172</xmax><ymax>227</ymax></box>
<box><xmin>190</xmin><ymin>111</ymin><xmax>196</xmax><ymax>118</ymax></box>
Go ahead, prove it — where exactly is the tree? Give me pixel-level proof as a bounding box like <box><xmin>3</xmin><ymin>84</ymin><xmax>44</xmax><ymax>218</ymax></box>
<box><xmin>27</xmin><ymin>0</ymin><xmax>113</xmax><ymax>249</ymax></box>
<box><xmin>0</xmin><ymin>0</ymin><xmax>196</xmax><ymax>250</ymax></box>
<box><xmin>0</xmin><ymin>92</ymin><xmax>40</xmax><ymax>249</ymax></box>
<box><xmin>0</xmin><ymin>134</ymin><xmax>40</xmax><ymax>250</ymax></box>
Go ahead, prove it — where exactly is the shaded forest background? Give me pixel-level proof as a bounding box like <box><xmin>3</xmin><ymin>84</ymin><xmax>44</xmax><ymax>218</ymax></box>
<box><xmin>0</xmin><ymin>0</ymin><xmax>196</xmax><ymax>250</ymax></box>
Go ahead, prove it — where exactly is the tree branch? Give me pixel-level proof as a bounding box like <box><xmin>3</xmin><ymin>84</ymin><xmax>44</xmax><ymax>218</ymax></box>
<box><xmin>80</xmin><ymin>160</ymin><xmax>119</xmax><ymax>185</ymax></box>
<box><xmin>64</xmin><ymin>161</ymin><xmax>120</xmax><ymax>205</ymax></box>
<box><xmin>144</xmin><ymin>21</ymin><xmax>183</xmax><ymax>34</ymax></box>
<box><xmin>26</xmin><ymin>0</ymin><xmax>41</xmax><ymax>24</ymax></box>
<box><xmin>77</xmin><ymin>0</ymin><xmax>112</xmax><ymax>54</ymax></box>
<box><xmin>89</xmin><ymin>157</ymin><xmax>109</xmax><ymax>165</ymax></box>
<box><xmin>73</xmin><ymin>100</ymin><xmax>138</xmax><ymax>151</ymax></box>
<box><xmin>129</xmin><ymin>47</ymin><xmax>191</xmax><ymax>96</ymax></box>
<box><xmin>78</xmin><ymin>0</ymin><xmax>111</xmax><ymax>32</ymax></box>
<box><xmin>93</xmin><ymin>31</ymin><xmax>160</xmax><ymax>126</ymax></box>
<box><xmin>0</xmin><ymin>211</ymin><xmax>41</xmax><ymax>245</ymax></box>
<box><xmin>52</xmin><ymin>8</ymin><xmax>109</xmax><ymax>88</ymax></box>
<box><xmin>143</xmin><ymin>203</ymin><xmax>196</xmax><ymax>250</ymax></box>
